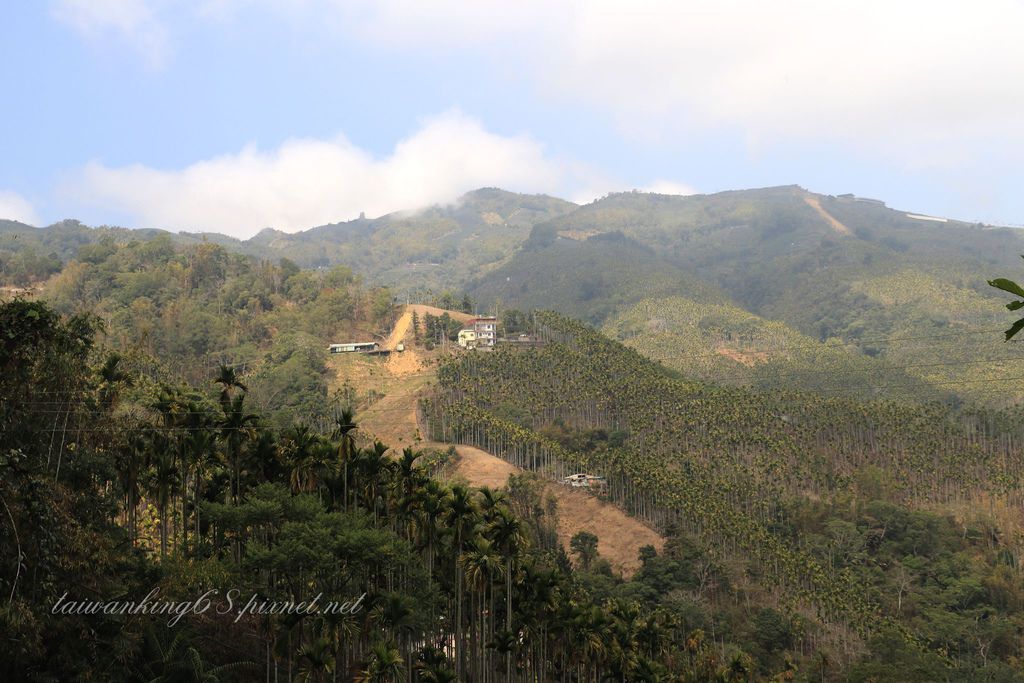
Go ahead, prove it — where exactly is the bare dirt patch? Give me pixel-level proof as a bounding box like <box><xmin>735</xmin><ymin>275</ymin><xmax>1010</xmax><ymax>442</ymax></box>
<box><xmin>406</xmin><ymin>304</ymin><xmax>475</xmax><ymax>323</ymax></box>
<box><xmin>450</xmin><ymin>447</ymin><xmax>664</xmax><ymax>576</ymax></box>
<box><xmin>356</xmin><ymin>373</ymin><xmax>434</xmax><ymax>448</ymax></box>
<box><xmin>448</xmin><ymin>445</ymin><xmax>519</xmax><ymax>489</ymax></box>
<box><xmin>804</xmin><ymin>195</ymin><xmax>851</xmax><ymax>236</ymax></box>
<box><xmin>380</xmin><ymin>305</ymin><xmax>471</xmax><ymax>377</ymax></box>
<box><xmin>714</xmin><ymin>346</ymin><xmax>769</xmax><ymax>367</ymax></box>
<box><xmin>555</xmin><ymin>486</ymin><xmax>664</xmax><ymax>576</ymax></box>
<box><xmin>386</xmin><ymin>348</ymin><xmax>424</xmax><ymax>377</ymax></box>
<box><xmin>336</xmin><ymin>304</ymin><xmax>666</xmax><ymax>577</ymax></box>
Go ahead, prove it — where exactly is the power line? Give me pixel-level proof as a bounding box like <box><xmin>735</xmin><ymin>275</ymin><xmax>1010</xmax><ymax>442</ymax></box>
<box><xmin>13</xmin><ymin>357</ymin><xmax>1024</xmax><ymax>409</ymax></box>
<box><xmin>609</xmin><ymin>326</ymin><xmax>1010</xmax><ymax>362</ymax></box>
<box><xmin>9</xmin><ymin>332</ymin><xmax>1024</xmax><ymax>417</ymax></box>
<box><xmin>644</xmin><ymin>354</ymin><xmax>1024</xmax><ymax>386</ymax></box>
<box><xmin>17</xmin><ymin>389</ymin><xmax>1024</xmax><ymax>423</ymax></box>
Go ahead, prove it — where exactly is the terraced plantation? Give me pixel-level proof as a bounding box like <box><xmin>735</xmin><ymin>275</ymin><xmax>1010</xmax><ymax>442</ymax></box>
<box><xmin>424</xmin><ymin>311</ymin><xmax>1024</xmax><ymax>675</ymax></box>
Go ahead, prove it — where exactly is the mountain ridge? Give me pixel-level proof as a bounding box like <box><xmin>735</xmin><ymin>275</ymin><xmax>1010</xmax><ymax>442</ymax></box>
<box><xmin>4</xmin><ymin>184</ymin><xmax>1022</xmax><ymax>406</ymax></box>
<box><xmin>2</xmin><ymin>183</ymin><xmax>1010</xmax><ymax>239</ymax></box>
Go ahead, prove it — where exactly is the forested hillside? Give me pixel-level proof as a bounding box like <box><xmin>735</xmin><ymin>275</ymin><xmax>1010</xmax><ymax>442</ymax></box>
<box><xmin>0</xmin><ymin>189</ymin><xmax>576</xmax><ymax>294</ymax></box>
<box><xmin>466</xmin><ymin>186</ymin><xmax>1024</xmax><ymax>406</ymax></box>
<box><xmin>1</xmin><ymin>299</ymin><xmax>796</xmax><ymax>681</ymax></box>
<box><xmin>466</xmin><ymin>230</ymin><xmax>726</xmax><ymax>324</ymax></box>
<box><xmin>424</xmin><ymin>311</ymin><xmax>1024</xmax><ymax>680</ymax></box>
<box><xmin>5</xmin><ymin>182</ymin><xmax>1024</xmax><ymax>679</ymax></box>
<box><xmin>11</xmin><ymin>235</ymin><xmax>395</xmax><ymax>426</ymax></box>
<box><xmin>602</xmin><ymin>295</ymin><xmax>953</xmax><ymax>400</ymax></box>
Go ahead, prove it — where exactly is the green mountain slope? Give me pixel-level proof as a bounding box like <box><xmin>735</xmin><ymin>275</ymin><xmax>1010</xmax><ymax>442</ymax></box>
<box><xmin>603</xmin><ymin>295</ymin><xmax>948</xmax><ymax>402</ymax></box>
<box><xmin>230</xmin><ymin>188</ymin><xmax>577</xmax><ymax>291</ymax></box>
<box><xmin>467</xmin><ymin>229</ymin><xmax>726</xmax><ymax>323</ymax></box>
<box><xmin>466</xmin><ymin>186</ymin><xmax>1024</xmax><ymax>405</ymax></box>
<box><xmin>424</xmin><ymin>311</ymin><xmax>1024</xmax><ymax>677</ymax></box>
<box><xmin>473</xmin><ymin>185</ymin><xmax>1023</xmax><ymax>324</ymax></box>
<box><xmin>0</xmin><ymin>189</ymin><xmax>577</xmax><ymax>292</ymax></box>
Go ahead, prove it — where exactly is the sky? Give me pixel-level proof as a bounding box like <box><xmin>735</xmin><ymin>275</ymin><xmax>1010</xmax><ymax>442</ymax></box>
<box><xmin>2</xmin><ymin>1</ymin><xmax>1024</xmax><ymax>238</ymax></box>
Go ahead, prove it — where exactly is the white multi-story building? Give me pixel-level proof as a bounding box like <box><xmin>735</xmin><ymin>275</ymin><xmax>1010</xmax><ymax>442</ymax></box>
<box><xmin>471</xmin><ymin>316</ymin><xmax>497</xmax><ymax>347</ymax></box>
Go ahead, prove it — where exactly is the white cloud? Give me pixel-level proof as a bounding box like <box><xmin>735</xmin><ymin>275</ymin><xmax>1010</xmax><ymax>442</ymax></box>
<box><xmin>56</xmin><ymin>1</ymin><xmax>1024</xmax><ymax>164</ymax></box>
<box><xmin>0</xmin><ymin>191</ymin><xmax>40</xmax><ymax>225</ymax></box>
<box><xmin>51</xmin><ymin>0</ymin><xmax>169</xmax><ymax>67</ymax></box>
<box><xmin>566</xmin><ymin>179</ymin><xmax>698</xmax><ymax>205</ymax></box>
<box><xmin>64</xmin><ymin>1</ymin><xmax>1024</xmax><ymax>164</ymax></box>
<box><xmin>638</xmin><ymin>181</ymin><xmax>697</xmax><ymax>197</ymax></box>
<box><xmin>45</xmin><ymin>1</ymin><xmax>1024</xmax><ymax>222</ymax></box>
<box><xmin>330</xmin><ymin>1</ymin><xmax>1024</xmax><ymax>165</ymax></box>
<box><xmin>61</xmin><ymin>112</ymin><xmax>586</xmax><ymax>237</ymax></box>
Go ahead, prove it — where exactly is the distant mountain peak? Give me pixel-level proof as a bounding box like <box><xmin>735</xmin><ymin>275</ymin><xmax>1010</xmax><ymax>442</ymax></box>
<box><xmin>458</xmin><ymin>187</ymin><xmax>571</xmax><ymax>203</ymax></box>
<box><xmin>251</xmin><ymin>226</ymin><xmax>287</xmax><ymax>240</ymax></box>
<box><xmin>459</xmin><ymin>187</ymin><xmax>520</xmax><ymax>200</ymax></box>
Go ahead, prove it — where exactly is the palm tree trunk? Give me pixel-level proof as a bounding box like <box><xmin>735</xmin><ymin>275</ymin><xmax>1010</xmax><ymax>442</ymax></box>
<box><xmin>506</xmin><ymin>558</ymin><xmax>513</xmax><ymax>682</ymax></box>
<box><xmin>159</xmin><ymin>502</ymin><xmax>167</xmax><ymax>557</ymax></box>
<box><xmin>456</xmin><ymin>547</ymin><xmax>463</xmax><ymax>679</ymax></box>
<box><xmin>194</xmin><ymin>470</ymin><xmax>202</xmax><ymax>549</ymax></box>
<box><xmin>181</xmin><ymin>472</ymin><xmax>188</xmax><ymax>555</ymax></box>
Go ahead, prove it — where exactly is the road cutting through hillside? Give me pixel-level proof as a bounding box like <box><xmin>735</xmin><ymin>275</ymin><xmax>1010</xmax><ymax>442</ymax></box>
<box><xmin>330</xmin><ymin>304</ymin><xmax>664</xmax><ymax>577</ymax></box>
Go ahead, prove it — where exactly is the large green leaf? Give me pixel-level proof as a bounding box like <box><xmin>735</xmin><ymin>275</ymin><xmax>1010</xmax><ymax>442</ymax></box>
<box><xmin>1004</xmin><ymin>318</ymin><xmax>1024</xmax><ymax>341</ymax></box>
<box><xmin>988</xmin><ymin>278</ymin><xmax>1024</xmax><ymax>298</ymax></box>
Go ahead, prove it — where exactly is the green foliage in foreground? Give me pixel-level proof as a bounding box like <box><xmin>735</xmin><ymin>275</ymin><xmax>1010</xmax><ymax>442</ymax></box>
<box><xmin>989</xmin><ymin>263</ymin><xmax>1024</xmax><ymax>340</ymax></box>
<box><xmin>4</xmin><ymin>300</ymin><xmax>812</xmax><ymax>681</ymax></box>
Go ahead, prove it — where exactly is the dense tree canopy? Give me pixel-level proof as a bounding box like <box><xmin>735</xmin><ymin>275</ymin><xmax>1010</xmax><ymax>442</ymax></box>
<box><xmin>424</xmin><ymin>311</ymin><xmax>1024</xmax><ymax>680</ymax></box>
<box><xmin>2</xmin><ymin>300</ymin><xmax>787</xmax><ymax>681</ymax></box>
